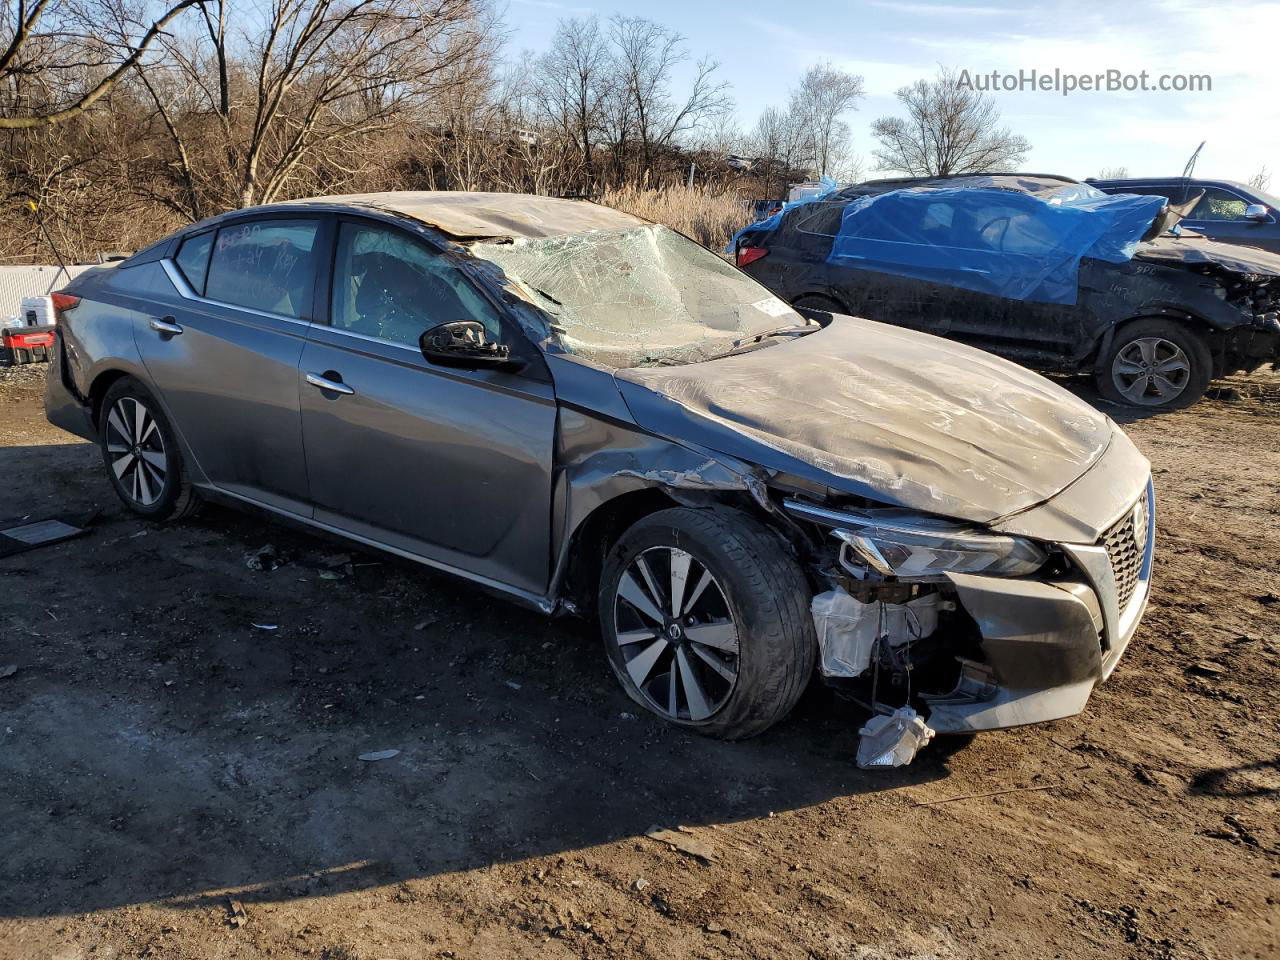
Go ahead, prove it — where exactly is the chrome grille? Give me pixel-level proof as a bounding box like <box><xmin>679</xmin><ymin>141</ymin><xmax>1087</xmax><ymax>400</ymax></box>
<box><xmin>1102</xmin><ymin>490</ymin><xmax>1148</xmax><ymax>612</ymax></box>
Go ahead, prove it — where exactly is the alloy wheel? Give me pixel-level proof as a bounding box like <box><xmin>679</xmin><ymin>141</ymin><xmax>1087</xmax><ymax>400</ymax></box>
<box><xmin>612</xmin><ymin>546</ymin><xmax>739</xmax><ymax>722</ymax></box>
<box><xmin>1111</xmin><ymin>336</ymin><xmax>1191</xmax><ymax>406</ymax></box>
<box><xmin>104</xmin><ymin>397</ymin><xmax>168</xmax><ymax>506</ymax></box>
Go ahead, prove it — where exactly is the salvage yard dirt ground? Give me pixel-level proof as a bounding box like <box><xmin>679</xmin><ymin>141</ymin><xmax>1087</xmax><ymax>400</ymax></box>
<box><xmin>1</xmin><ymin>361</ymin><xmax>1277</xmax><ymax>960</ymax></box>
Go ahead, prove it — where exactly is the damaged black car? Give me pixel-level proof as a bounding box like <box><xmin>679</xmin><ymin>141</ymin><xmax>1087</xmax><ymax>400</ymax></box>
<box><xmin>48</xmin><ymin>191</ymin><xmax>1153</xmax><ymax>767</ymax></box>
<box><xmin>735</xmin><ymin>174</ymin><xmax>1280</xmax><ymax>409</ymax></box>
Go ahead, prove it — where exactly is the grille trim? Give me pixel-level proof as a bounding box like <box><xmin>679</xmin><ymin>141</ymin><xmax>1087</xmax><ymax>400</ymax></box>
<box><xmin>1101</xmin><ymin>490</ymin><xmax>1148</xmax><ymax>613</ymax></box>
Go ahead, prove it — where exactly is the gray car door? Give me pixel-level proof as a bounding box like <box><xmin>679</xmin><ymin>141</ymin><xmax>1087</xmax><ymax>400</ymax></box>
<box><xmin>298</xmin><ymin>217</ymin><xmax>557</xmax><ymax>596</ymax></box>
<box><xmin>139</xmin><ymin>216</ymin><xmax>327</xmax><ymax>515</ymax></box>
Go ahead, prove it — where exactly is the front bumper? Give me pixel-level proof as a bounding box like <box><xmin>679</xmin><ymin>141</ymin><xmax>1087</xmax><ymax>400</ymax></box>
<box><xmin>924</xmin><ymin>477</ymin><xmax>1155</xmax><ymax>733</ymax></box>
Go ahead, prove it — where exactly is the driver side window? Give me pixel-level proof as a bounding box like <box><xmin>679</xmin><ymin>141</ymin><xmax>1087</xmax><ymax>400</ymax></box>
<box><xmin>330</xmin><ymin>221</ymin><xmax>503</xmax><ymax>346</ymax></box>
<box><xmin>1189</xmin><ymin>188</ymin><xmax>1249</xmax><ymax>222</ymax></box>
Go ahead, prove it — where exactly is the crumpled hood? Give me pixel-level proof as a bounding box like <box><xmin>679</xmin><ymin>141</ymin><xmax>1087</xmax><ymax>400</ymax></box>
<box><xmin>1135</xmin><ymin>235</ymin><xmax>1280</xmax><ymax>275</ymax></box>
<box><xmin>614</xmin><ymin>317</ymin><xmax>1113</xmax><ymax>524</ymax></box>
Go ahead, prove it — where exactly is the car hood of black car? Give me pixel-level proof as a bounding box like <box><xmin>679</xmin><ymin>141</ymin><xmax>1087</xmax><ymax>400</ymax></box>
<box><xmin>614</xmin><ymin>316</ymin><xmax>1115</xmax><ymax>525</ymax></box>
<box><xmin>1135</xmin><ymin>235</ymin><xmax>1280</xmax><ymax>275</ymax></box>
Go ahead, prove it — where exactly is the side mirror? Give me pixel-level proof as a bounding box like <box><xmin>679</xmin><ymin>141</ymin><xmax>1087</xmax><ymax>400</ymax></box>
<box><xmin>420</xmin><ymin>320</ymin><xmax>520</xmax><ymax>370</ymax></box>
<box><xmin>1244</xmin><ymin>203</ymin><xmax>1271</xmax><ymax>222</ymax></box>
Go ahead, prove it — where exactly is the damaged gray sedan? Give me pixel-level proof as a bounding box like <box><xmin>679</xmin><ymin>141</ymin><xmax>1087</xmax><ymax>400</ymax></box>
<box><xmin>45</xmin><ymin>192</ymin><xmax>1154</xmax><ymax>761</ymax></box>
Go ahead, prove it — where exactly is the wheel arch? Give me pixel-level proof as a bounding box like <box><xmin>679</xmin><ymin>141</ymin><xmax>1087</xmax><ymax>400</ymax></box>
<box><xmin>790</xmin><ymin>291</ymin><xmax>850</xmax><ymax>314</ymax></box>
<box><xmin>559</xmin><ymin>487</ymin><xmax>687</xmax><ymax>618</ymax></box>
<box><xmin>87</xmin><ymin>368</ymin><xmax>135</xmax><ymax>427</ymax></box>
<box><xmin>1091</xmin><ymin>311</ymin><xmax>1216</xmax><ymax>374</ymax></box>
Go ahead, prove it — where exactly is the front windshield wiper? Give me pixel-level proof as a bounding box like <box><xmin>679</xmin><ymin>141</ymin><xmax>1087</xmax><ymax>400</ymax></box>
<box><xmin>729</xmin><ymin>322</ymin><xmax>819</xmax><ymax>350</ymax></box>
<box><xmin>701</xmin><ymin>323</ymin><xmax>820</xmax><ymax>362</ymax></box>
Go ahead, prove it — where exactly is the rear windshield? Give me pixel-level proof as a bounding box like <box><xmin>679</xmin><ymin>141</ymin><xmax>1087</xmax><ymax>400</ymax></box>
<box><xmin>471</xmin><ymin>224</ymin><xmax>804</xmax><ymax>368</ymax></box>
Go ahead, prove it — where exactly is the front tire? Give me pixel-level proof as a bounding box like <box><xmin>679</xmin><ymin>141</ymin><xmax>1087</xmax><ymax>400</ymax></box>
<box><xmin>598</xmin><ymin>507</ymin><xmax>816</xmax><ymax>740</ymax></box>
<box><xmin>1096</xmin><ymin>318</ymin><xmax>1211</xmax><ymax>409</ymax></box>
<box><xmin>99</xmin><ymin>377</ymin><xmax>198</xmax><ymax>521</ymax></box>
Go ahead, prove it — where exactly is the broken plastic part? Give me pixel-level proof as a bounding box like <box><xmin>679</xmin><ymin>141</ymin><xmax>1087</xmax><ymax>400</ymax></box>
<box><xmin>856</xmin><ymin>706</ymin><xmax>936</xmax><ymax>769</ymax></box>
<box><xmin>810</xmin><ymin>588</ymin><xmax>939</xmax><ymax>679</ymax></box>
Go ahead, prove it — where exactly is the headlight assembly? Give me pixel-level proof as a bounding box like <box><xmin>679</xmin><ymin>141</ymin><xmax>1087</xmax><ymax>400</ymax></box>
<box><xmin>784</xmin><ymin>499</ymin><xmax>1047</xmax><ymax>581</ymax></box>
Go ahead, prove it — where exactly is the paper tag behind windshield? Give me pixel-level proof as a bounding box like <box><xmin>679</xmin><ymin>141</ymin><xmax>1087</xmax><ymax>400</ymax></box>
<box><xmin>752</xmin><ymin>297</ymin><xmax>792</xmax><ymax>318</ymax></box>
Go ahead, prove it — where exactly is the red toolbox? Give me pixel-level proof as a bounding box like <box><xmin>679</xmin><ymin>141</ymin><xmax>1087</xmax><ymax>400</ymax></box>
<box><xmin>2</xmin><ymin>324</ymin><xmax>56</xmax><ymax>364</ymax></box>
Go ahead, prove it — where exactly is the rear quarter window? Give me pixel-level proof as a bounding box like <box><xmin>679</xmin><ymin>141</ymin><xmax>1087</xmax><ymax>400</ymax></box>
<box><xmin>792</xmin><ymin>201</ymin><xmax>848</xmax><ymax>238</ymax></box>
<box><xmin>174</xmin><ymin>232</ymin><xmax>214</xmax><ymax>295</ymax></box>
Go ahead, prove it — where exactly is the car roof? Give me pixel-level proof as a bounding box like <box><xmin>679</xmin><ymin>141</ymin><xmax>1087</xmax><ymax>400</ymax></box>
<box><xmin>1086</xmin><ymin>176</ymin><xmax>1257</xmax><ymax>194</ymax></box>
<box><xmin>836</xmin><ymin>172</ymin><xmax>1081</xmax><ymax>200</ymax></box>
<box><xmin>193</xmin><ymin>191</ymin><xmax>651</xmax><ymax>242</ymax></box>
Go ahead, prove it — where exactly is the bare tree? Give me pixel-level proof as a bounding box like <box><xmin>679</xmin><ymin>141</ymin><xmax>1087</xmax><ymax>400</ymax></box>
<box><xmin>534</xmin><ymin>16</ymin><xmax>610</xmax><ymax>190</ymax></box>
<box><xmin>1097</xmin><ymin>166</ymin><xmax>1129</xmax><ymax>179</ymax></box>
<box><xmin>1249</xmin><ymin>165</ymin><xmax>1271</xmax><ymax>193</ymax></box>
<box><xmin>871</xmin><ymin>66</ymin><xmax>1029</xmax><ymax>177</ymax></box>
<box><xmin>0</xmin><ymin>0</ymin><xmax>201</xmax><ymax>128</ymax></box>
<box><xmin>607</xmin><ymin>15</ymin><xmax>729</xmax><ymax>183</ymax></box>
<box><xmin>136</xmin><ymin>0</ymin><xmax>496</xmax><ymax>212</ymax></box>
<box><xmin>788</xmin><ymin>63</ymin><xmax>863</xmax><ymax>178</ymax></box>
<box><xmin>748</xmin><ymin>105</ymin><xmax>800</xmax><ymax>197</ymax></box>
<box><xmin>0</xmin><ymin>3</ymin><xmax>775</xmax><ymax>261</ymax></box>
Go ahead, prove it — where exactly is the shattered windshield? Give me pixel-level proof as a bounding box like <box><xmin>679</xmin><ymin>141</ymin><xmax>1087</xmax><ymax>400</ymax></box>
<box><xmin>470</xmin><ymin>224</ymin><xmax>808</xmax><ymax>368</ymax></box>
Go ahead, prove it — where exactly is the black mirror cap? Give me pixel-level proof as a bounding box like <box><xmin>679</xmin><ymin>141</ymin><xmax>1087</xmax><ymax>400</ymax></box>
<box><xmin>420</xmin><ymin>320</ymin><xmax>524</xmax><ymax>371</ymax></box>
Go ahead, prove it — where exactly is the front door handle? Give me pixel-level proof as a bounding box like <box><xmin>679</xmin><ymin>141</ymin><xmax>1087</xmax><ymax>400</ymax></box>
<box><xmin>305</xmin><ymin>371</ymin><xmax>355</xmax><ymax>396</ymax></box>
<box><xmin>149</xmin><ymin>316</ymin><xmax>183</xmax><ymax>335</ymax></box>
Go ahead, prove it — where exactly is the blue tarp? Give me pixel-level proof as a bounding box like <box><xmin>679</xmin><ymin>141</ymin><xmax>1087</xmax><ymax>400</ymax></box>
<box><xmin>827</xmin><ymin>185</ymin><xmax>1166</xmax><ymax>305</ymax></box>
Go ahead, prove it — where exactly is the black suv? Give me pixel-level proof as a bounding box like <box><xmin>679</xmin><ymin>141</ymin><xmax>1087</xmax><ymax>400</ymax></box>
<box><xmin>735</xmin><ymin>173</ymin><xmax>1280</xmax><ymax>409</ymax></box>
<box><xmin>1088</xmin><ymin>176</ymin><xmax>1279</xmax><ymax>254</ymax></box>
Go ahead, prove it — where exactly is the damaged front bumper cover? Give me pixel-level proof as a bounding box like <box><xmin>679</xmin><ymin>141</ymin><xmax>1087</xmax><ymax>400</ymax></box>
<box><xmin>797</xmin><ymin>477</ymin><xmax>1155</xmax><ymax>735</ymax></box>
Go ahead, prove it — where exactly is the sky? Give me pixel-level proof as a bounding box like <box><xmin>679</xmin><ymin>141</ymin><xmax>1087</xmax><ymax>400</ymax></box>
<box><xmin>502</xmin><ymin>0</ymin><xmax>1279</xmax><ymax>187</ymax></box>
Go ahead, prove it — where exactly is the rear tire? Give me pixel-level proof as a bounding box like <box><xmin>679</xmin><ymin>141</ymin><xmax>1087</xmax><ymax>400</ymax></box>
<box><xmin>1096</xmin><ymin>318</ymin><xmax>1211</xmax><ymax>409</ymax></box>
<box><xmin>98</xmin><ymin>377</ymin><xmax>199</xmax><ymax>522</ymax></box>
<box><xmin>598</xmin><ymin>507</ymin><xmax>816</xmax><ymax>740</ymax></box>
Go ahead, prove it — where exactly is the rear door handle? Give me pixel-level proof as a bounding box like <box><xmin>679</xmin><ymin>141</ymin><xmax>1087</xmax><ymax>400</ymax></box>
<box><xmin>149</xmin><ymin>316</ymin><xmax>183</xmax><ymax>335</ymax></box>
<box><xmin>305</xmin><ymin>372</ymin><xmax>355</xmax><ymax>396</ymax></box>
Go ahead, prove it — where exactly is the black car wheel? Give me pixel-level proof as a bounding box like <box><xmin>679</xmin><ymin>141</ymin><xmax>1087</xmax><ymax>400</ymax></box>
<box><xmin>1097</xmin><ymin>319</ymin><xmax>1212</xmax><ymax>409</ymax></box>
<box><xmin>99</xmin><ymin>377</ymin><xmax>199</xmax><ymax>521</ymax></box>
<box><xmin>598</xmin><ymin>507</ymin><xmax>816</xmax><ymax>740</ymax></box>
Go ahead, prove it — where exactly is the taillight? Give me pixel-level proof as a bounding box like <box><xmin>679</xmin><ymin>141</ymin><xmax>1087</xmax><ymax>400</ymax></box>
<box><xmin>51</xmin><ymin>292</ymin><xmax>80</xmax><ymax>314</ymax></box>
<box><xmin>736</xmin><ymin>246</ymin><xmax>769</xmax><ymax>267</ymax></box>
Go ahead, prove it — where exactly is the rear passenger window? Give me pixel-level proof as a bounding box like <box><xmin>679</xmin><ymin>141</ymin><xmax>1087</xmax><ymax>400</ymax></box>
<box><xmin>174</xmin><ymin>232</ymin><xmax>213</xmax><ymax>294</ymax></box>
<box><xmin>205</xmin><ymin>219</ymin><xmax>319</xmax><ymax>319</ymax></box>
<box><xmin>794</xmin><ymin>201</ymin><xmax>848</xmax><ymax>237</ymax></box>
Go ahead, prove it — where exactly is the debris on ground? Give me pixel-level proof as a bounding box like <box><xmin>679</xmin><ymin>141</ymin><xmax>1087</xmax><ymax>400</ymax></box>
<box><xmin>0</xmin><ymin>664</ymin><xmax>16</xmax><ymax>679</ymax></box>
<box><xmin>644</xmin><ymin>826</ymin><xmax>716</xmax><ymax>864</ymax></box>
<box><xmin>1187</xmin><ymin>660</ymin><xmax>1227</xmax><ymax>677</ymax></box>
<box><xmin>0</xmin><ymin>511</ymin><xmax>97</xmax><ymax>558</ymax></box>
<box><xmin>225</xmin><ymin>897</ymin><xmax>247</xmax><ymax>928</ymax></box>
<box><xmin>504</xmin><ymin>680</ymin><xmax>522</xmax><ymax>690</ymax></box>
<box><xmin>914</xmin><ymin>783</ymin><xmax>1057</xmax><ymax>807</ymax></box>
<box><xmin>243</xmin><ymin>544</ymin><xmax>285</xmax><ymax>572</ymax></box>
<box><xmin>358</xmin><ymin>749</ymin><xmax>400</xmax><ymax>762</ymax></box>
<box><xmin>250</xmin><ymin>623</ymin><xmax>279</xmax><ymax>632</ymax></box>
<box><xmin>856</xmin><ymin>706</ymin><xmax>935</xmax><ymax>769</ymax></box>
